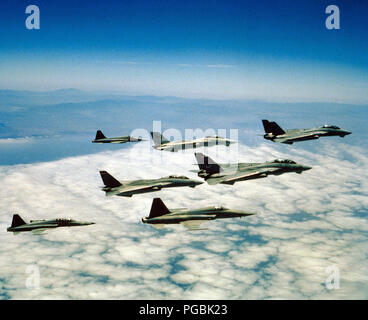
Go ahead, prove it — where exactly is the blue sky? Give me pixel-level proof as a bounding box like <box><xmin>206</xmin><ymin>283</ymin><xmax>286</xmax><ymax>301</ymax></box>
<box><xmin>1</xmin><ymin>0</ymin><xmax>368</xmax><ymax>101</ymax></box>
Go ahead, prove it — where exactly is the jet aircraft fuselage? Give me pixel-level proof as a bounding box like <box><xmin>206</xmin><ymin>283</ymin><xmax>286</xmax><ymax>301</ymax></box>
<box><xmin>7</xmin><ymin>215</ymin><xmax>95</xmax><ymax>234</ymax></box>
<box><xmin>100</xmin><ymin>171</ymin><xmax>203</xmax><ymax>197</ymax></box>
<box><xmin>194</xmin><ymin>153</ymin><xmax>311</xmax><ymax>185</ymax></box>
<box><xmin>92</xmin><ymin>130</ymin><xmax>143</xmax><ymax>144</ymax></box>
<box><xmin>151</xmin><ymin>132</ymin><xmax>236</xmax><ymax>152</ymax></box>
<box><xmin>262</xmin><ymin>120</ymin><xmax>351</xmax><ymax>144</ymax></box>
<box><xmin>142</xmin><ymin>198</ymin><xmax>255</xmax><ymax>229</ymax></box>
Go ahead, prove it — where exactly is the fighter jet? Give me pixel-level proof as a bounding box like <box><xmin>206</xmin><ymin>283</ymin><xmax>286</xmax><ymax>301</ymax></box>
<box><xmin>150</xmin><ymin>132</ymin><xmax>236</xmax><ymax>152</ymax></box>
<box><xmin>7</xmin><ymin>214</ymin><xmax>95</xmax><ymax>235</ymax></box>
<box><xmin>193</xmin><ymin>152</ymin><xmax>312</xmax><ymax>185</ymax></box>
<box><xmin>142</xmin><ymin>198</ymin><xmax>255</xmax><ymax>229</ymax></box>
<box><xmin>99</xmin><ymin>170</ymin><xmax>203</xmax><ymax>197</ymax></box>
<box><xmin>92</xmin><ymin>130</ymin><xmax>144</xmax><ymax>144</ymax></box>
<box><xmin>262</xmin><ymin>120</ymin><xmax>351</xmax><ymax>144</ymax></box>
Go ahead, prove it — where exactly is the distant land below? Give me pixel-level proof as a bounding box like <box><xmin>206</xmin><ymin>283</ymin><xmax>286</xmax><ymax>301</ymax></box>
<box><xmin>0</xmin><ymin>88</ymin><xmax>366</xmax><ymax>144</ymax></box>
<box><xmin>0</xmin><ymin>88</ymin><xmax>366</xmax><ymax>165</ymax></box>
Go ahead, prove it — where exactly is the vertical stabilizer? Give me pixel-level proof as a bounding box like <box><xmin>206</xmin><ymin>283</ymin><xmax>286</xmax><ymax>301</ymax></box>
<box><xmin>95</xmin><ymin>130</ymin><xmax>106</xmax><ymax>140</ymax></box>
<box><xmin>11</xmin><ymin>214</ymin><xmax>26</xmax><ymax>228</ymax></box>
<box><xmin>150</xmin><ymin>132</ymin><xmax>170</xmax><ymax>146</ymax></box>
<box><xmin>99</xmin><ymin>171</ymin><xmax>122</xmax><ymax>188</ymax></box>
<box><xmin>149</xmin><ymin>198</ymin><xmax>171</xmax><ymax>218</ymax></box>
<box><xmin>194</xmin><ymin>153</ymin><xmax>222</xmax><ymax>174</ymax></box>
<box><xmin>262</xmin><ymin>120</ymin><xmax>285</xmax><ymax>135</ymax></box>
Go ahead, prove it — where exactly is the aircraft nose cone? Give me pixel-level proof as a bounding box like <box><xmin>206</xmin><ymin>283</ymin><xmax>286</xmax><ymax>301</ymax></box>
<box><xmin>191</xmin><ymin>180</ymin><xmax>203</xmax><ymax>186</ymax></box>
<box><xmin>303</xmin><ymin>165</ymin><xmax>312</xmax><ymax>171</ymax></box>
<box><xmin>130</xmin><ymin>136</ymin><xmax>144</xmax><ymax>142</ymax></box>
<box><xmin>345</xmin><ymin>131</ymin><xmax>352</xmax><ymax>135</ymax></box>
<box><xmin>234</xmin><ymin>211</ymin><xmax>256</xmax><ymax>217</ymax></box>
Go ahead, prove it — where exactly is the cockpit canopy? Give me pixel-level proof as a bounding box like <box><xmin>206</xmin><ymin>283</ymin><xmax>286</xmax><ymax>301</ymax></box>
<box><xmin>214</xmin><ymin>206</ymin><xmax>227</xmax><ymax>210</ymax></box>
<box><xmin>205</xmin><ymin>135</ymin><xmax>221</xmax><ymax>139</ymax></box>
<box><xmin>272</xmin><ymin>159</ymin><xmax>296</xmax><ymax>164</ymax></box>
<box><xmin>56</xmin><ymin>218</ymin><xmax>73</xmax><ymax>222</ymax></box>
<box><xmin>322</xmin><ymin>125</ymin><xmax>340</xmax><ymax>129</ymax></box>
<box><xmin>166</xmin><ymin>175</ymin><xmax>189</xmax><ymax>179</ymax></box>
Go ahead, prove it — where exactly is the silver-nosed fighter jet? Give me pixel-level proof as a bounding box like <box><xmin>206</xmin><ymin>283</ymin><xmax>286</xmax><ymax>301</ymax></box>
<box><xmin>150</xmin><ymin>132</ymin><xmax>236</xmax><ymax>152</ymax></box>
<box><xmin>92</xmin><ymin>130</ymin><xmax>144</xmax><ymax>144</ymax></box>
<box><xmin>99</xmin><ymin>171</ymin><xmax>203</xmax><ymax>197</ymax></box>
<box><xmin>193</xmin><ymin>153</ymin><xmax>312</xmax><ymax>185</ymax></box>
<box><xmin>7</xmin><ymin>214</ymin><xmax>95</xmax><ymax>235</ymax></box>
<box><xmin>262</xmin><ymin>120</ymin><xmax>351</xmax><ymax>144</ymax></box>
<box><xmin>142</xmin><ymin>198</ymin><xmax>255</xmax><ymax>230</ymax></box>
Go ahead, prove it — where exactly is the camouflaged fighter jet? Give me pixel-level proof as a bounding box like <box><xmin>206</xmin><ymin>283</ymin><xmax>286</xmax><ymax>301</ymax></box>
<box><xmin>142</xmin><ymin>198</ymin><xmax>255</xmax><ymax>230</ymax></box>
<box><xmin>193</xmin><ymin>153</ymin><xmax>312</xmax><ymax>185</ymax></box>
<box><xmin>92</xmin><ymin>130</ymin><xmax>144</xmax><ymax>144</ymax></box>
<box><xmin>99</xmin><ymin>171</ymin><xmax>203</xmax><ymax>197</ymax></box>
<box><xmin>7</xmin><ymin>214</ymin><xmax>95</xmax><ymax>235</ymax></box>
<box><xmin>262</xmin><ymin>120</ymin><xmax>351</xmax><ymax>144</ymax></box>
<box><xmin>150</xmin><ymin>132</ymin><xmax>236</xmax><ymax>152</ymax></box>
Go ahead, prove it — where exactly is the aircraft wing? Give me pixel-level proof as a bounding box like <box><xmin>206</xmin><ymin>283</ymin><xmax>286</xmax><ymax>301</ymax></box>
<box><xmin>277</xmin><ymin>131</ymin><xmax>326</xmax><ymax>143</ymax></box>
<box><xmin>220</xmin><ymin>168</ymin><xmax>280</xmax><ymax>185</ymax></box>
<box><xmin>32</xmin><ymin>229</ymin><xmax>49</xmax><ymax>235</ymax></box>
<box><xmin>151</xmin><ymin>224</ymin><xmax>166</xmax><ymax>229</ymax></box>
<box><xmin>108</xmin><ymin>183</ymin><xmax>171</xmax><ymax>196</ymax></box>
<box><xmin>180</xmin><ymin>220</ymin><xmax>208</xmax><ymax>230</ymax></box>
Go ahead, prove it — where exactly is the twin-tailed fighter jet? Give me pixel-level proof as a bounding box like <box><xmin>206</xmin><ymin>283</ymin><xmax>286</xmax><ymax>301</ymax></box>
<box><xmin>262</xmin><ymin>120</ymin><xmax>351</xmax><ymax>144</ymax></box>
<box><xmin>142</xmin><ymin>198</ymin><xmax>255</xmax><ymax>230</ymax></box>
<box><xmin>150</xmin><ymin>132</ymin><xmax>236</xmax><ymax>152</ymax></box>
<box><xmin>194</xmin><ymin>153</ymin><xmax>311</xmax><ymax>185</ymax></box>
<box><xmin>92</xmin><ymin>130</ymin><xmax>144</xmax><ymax>144</ymax></box>
<box><xmin>7</xmin><ymin>214</ymin><xmax>95</xmax><ymax>235</ymax></box>
<box><xmin>100</xmin><ymin>171</ymin><xmax>203</xmax><ymax>197</ymax></box>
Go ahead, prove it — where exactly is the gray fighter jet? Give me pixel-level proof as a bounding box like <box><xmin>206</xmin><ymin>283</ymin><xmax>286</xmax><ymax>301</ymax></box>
<box><xmin>193</xmin><ymin>153</ymin><xmax>311</xmax><ymax>185</ymax></box>
<box><xmin>142</xmin><ymin>198</ymin><xmax>255</xmax><ymax>229</ymax></box>
<box><xmin>150</xmin><ymin>132</ymin><xmax>236</xmax><ymax>152</ymax></box>
<box><xmin>7</xmin><ymin>214</ymin><xmax>95</xmax><ymax>235</ymax></box>
<box><xmin>99</xmin><ymin>171</ymin><xmax>203</xmax><ymax>197</ymax></box>
<box><xmin>262</xmin><ymin>120</ymin><xmax>351</xmax><ymax>144</ymax></box>
<box><xmin>92</xmin><ymin>130</ymin><xmax>144</xmax><ymax>144</ymax></box>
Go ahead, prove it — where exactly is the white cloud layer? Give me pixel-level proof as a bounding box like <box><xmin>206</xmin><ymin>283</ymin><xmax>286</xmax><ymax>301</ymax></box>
<box><xmin>0</xmin><ymin>141</ymin><xmax>367</xmax><ymax>299</ymax></box>
<box><xmin>0</xmin><ymin>137</ymin><xmax>33</xmax><ymax>144</ymax></box>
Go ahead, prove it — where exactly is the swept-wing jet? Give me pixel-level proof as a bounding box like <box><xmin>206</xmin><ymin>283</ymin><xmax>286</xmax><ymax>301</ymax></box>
<box><xmin>262</xmin><ymin>120</ymin><xmax>351</xmax><ymax>144</ymax></box>
<box><xmin>7</xmin><ymin>214</ymin><xmax>95</xmax><ymax>235</ymax></box>
<box><xmin>99</xmin><ymin>170</ymin><xmax>203</xmax><ymax>197</ymax></box>
<box><xmin>150</xmin><ymin>132</ymin><xmax>236</xmax><ymax>152</ymax></box>
<box><xmin>92</xmin><ymin>130</ymin><xmax>144</xmax><ymax>144</ymax></box>
<box><xmin>193</xmin><ymin>152</ymin><xmax>311</xmax><ymax>185</ymax></box>
<box><xmin>142</xmin><ymin>198</ymin><xmax>255</xmax><ymax>230</ymax></box>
